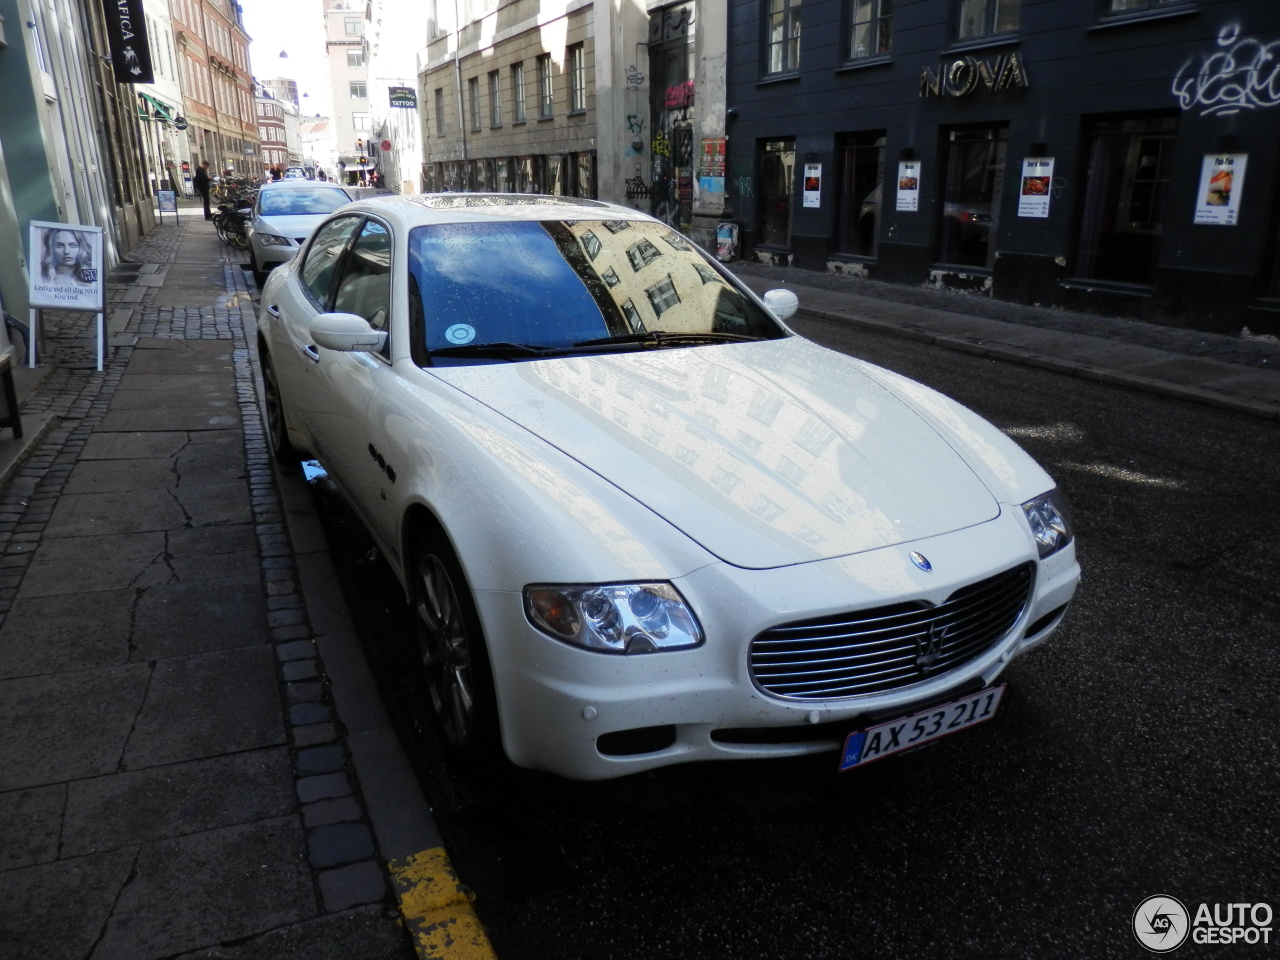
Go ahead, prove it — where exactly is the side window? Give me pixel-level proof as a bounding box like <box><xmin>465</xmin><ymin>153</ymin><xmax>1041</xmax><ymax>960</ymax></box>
<box><xmin>301</xmin><ymin>216</ymin><xmax>362</xmax><ymax>307</ymax></box>
<box><xmin>332</xmin><ymin>220</ymin><xmax>392</xmax><ymax>359</ymax></box>
<box><xmin>957</xmin><ymin>0</ymin><xmax>1019</xmax><ymax>40</ymax></box>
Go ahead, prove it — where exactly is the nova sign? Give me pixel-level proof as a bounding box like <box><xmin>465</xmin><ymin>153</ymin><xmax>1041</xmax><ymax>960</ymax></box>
<box><xmin>920</xmin><ymin>52</ymin><xmax>1028</xmax><ymax>99</ymax></box>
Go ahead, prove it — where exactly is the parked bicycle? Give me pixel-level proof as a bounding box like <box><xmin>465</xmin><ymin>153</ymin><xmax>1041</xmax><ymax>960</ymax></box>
<box><xmin>212</xmin><ymin>198</ymin><xmax>253</xmax><ymax>250</ymax></box>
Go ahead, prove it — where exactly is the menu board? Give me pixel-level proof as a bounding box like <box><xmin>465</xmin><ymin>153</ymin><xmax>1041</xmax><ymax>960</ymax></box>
<box><xmin>896</xmin><ymin>161</ymin><xmax>921</xmax><ymax>212</ymax></box>
<box><xmin>1194</xmin><ymin>154</ymin><xmax>1247</xmax><ymax>226</ymax></box>
<box><xmin>1017</xmin><ymin>157</ymin><xmax>1054</xmax><ymax>218</ymax></box>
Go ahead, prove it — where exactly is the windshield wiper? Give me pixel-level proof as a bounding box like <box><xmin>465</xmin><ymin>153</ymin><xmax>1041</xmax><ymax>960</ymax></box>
<box><xmin>573</xmin><ymin>331</ymin><xmax>762</xmax><ymax>349</ymax></box>
<box><xmin>429</xmin><ymin>341</ymin><xmax>562</xmax><ymax>359</ymax></box>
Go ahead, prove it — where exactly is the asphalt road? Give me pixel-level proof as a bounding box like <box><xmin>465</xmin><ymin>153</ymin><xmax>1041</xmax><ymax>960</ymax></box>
<box><xmin>310</xmin><ymin>316</ymin><xmax>1280</xmax><ymax>960</ymax></box>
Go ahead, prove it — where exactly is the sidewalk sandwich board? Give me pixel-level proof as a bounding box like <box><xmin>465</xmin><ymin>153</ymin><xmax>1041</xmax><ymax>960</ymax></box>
<box><xmin>27</xmin><ymin>221</ymin><xmax>106</xmax><ymax>371</ymax></box>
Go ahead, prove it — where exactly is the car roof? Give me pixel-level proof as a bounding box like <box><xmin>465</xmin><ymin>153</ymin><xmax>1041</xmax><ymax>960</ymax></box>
<box><xmin>337</xmin><ymin>193</ymin><xmax>658</xmax><ymax>229</ymax></box>
<box><xmin>260</xmin><ymin>180</ymin><xmax>348</xmax><ymax>191</ymax></box>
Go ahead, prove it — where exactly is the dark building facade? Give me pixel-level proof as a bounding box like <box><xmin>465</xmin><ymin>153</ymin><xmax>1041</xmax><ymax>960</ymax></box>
<box><xmin>725</xmin><ymin>0</ymin><xmax>1280</xmax><ymax>334</ymax></box>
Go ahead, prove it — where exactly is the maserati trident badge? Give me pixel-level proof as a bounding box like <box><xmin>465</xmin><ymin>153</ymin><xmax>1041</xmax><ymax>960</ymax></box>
<box><xmin>910</xmin><ymin>551</ymin><xmax>932</xmax><ymax>572</ymax></box>
<box><xmin>915</xmin><ymin>622</ymin><xmax>949</xmax><ymax>674</ymax></box>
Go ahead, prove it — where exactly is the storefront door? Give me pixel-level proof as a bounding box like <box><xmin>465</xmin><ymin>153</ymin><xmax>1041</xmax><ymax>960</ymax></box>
<box><xmin>759</xmin><ymin>139</ymin><xmax>795</xmax><ymax>248</ymax></box>
<box><xmin>1074</xmin><ymin>116</ymin><xmax>1177</xmax><ymax>286</ymax></box>
<box><xmin>939</xmin><ymin>127</ymin><xmax>1007</xmax><ymax>269</ymax></box>
<box><xmin>836</xmin><ymin>133</ymin><xmax>885</xmax><ymax>258</ymax></box>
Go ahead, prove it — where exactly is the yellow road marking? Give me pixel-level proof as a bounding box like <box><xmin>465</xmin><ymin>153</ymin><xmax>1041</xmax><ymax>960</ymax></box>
<box><xmin>389</xmin><ymin>847</ymin><xmax>498</xmax><ymax>960</ymax></box>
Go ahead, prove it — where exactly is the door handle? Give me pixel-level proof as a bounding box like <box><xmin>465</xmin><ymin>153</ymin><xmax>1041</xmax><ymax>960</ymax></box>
<box><xmin>304</xmin><ymin>345</ymin><xmax>320</xmax><ymax>363</ymax></box>
<box><xmin>265</xmin><ymin>304</ymin><xmax>280</xmax><ymax>317</ymax></box>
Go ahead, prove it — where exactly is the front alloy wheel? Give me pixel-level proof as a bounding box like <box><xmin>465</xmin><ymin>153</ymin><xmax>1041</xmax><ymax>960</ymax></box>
<box><xmin>412</xmin><ymin>548</ymin><xmax>497</xmax><ymax>762</ymax></box>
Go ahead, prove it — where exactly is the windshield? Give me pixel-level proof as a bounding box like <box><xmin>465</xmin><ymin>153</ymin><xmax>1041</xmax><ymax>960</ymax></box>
<box><xmin>408</xmin><ymin>219</ymin><xmax>787</xmax><ymax>365</ymax></box>
<box><xmin>259</xmin><ymin>189</ymin><xmax>350</xmax><ymax>217</ymax></box>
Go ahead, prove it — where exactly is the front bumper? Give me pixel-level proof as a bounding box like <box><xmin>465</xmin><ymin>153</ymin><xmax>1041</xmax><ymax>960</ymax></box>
<box><xmin>475</xmin><ymin>508</ymin><xmax>1079</xmax><ymax>780</ymax></box>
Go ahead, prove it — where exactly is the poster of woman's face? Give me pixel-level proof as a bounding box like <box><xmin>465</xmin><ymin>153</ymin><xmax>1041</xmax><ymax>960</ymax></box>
<box><xmin>28</xmin><ymin>221</ymin><xmax>104</xmax><ymax>311</ymax></box>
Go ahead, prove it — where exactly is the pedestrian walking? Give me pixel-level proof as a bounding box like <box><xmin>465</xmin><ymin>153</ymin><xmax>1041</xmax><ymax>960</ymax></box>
<box><xmin>193</xmin><ymin>161</ymin><xmax>212</xmax><ymax>219</ymax></box>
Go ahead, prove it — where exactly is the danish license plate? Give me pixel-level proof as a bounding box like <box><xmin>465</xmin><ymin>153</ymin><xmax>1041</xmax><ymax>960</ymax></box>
<box><xmin>839</xmin><ymin>684</ymin><xmax>1005</xmax><ymax>772</ymax></box>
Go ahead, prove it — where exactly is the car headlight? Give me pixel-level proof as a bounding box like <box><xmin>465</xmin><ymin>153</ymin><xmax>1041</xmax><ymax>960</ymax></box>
<box><xmin>525</xmin><ymin>582</ymin><xmax>703</xmax><ymax>654</ymax></box>
<box><xmin>1021</xmin><ymin>489</ymin><xmax>1072</xmax><ymax>558</ymax></box>
<box><xmin>257</xmin><ymin>233</ymin><xmax>293</xmax><ymax>247</ymax></box>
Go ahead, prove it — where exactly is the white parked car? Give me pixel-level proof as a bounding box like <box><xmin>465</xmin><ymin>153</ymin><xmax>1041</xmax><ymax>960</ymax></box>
<box><xmin>247</xmin><ymin>180</ymin><xmax>352</xmax><ymax>288</ymax></box>
<box><xmin>257</xmin><ymin>194</ymin><xmax>1079</xmax><ymax>781</ymax></box>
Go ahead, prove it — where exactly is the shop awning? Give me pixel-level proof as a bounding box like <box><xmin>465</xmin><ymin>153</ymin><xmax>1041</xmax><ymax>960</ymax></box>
<box><xmin>138</xmin><ymin>92</ymin><xmax>175</xmax><ymax>121</ymax></box>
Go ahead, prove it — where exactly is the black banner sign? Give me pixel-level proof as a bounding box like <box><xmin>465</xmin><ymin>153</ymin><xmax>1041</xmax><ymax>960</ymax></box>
<box><xmin>102</xmin><ymin>0</ymin><xmax>155</xmax><ymax>84</ymax></box>
<box><xmin>389</xmin><ymin>86</ymin><xmax>418</xmax><ymax>109</ymax></box>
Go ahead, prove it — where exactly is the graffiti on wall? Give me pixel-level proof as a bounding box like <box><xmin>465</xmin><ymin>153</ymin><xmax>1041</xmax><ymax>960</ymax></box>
<box><xmin>1172</xmin><ymin>24</ymin><xmax>1280</xmax><ymax>115</ymax></box>
<box><xmin>664</xmin><ymin>79</ymin><xmax>695</xmax><ymax>110</ymax></box>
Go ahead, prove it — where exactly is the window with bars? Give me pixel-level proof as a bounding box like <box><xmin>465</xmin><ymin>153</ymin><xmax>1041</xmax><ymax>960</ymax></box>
<box><xmin>469</xmin><ymin>77</ymin><xmax>481</xmax><ymax>131</ymax></box>
<box><xmin>568</xmin><ymin>44</ymin><xmax>586</xmax><ymax>112</ymax></box>
<box><xmin>956</xmin><ymin>0</ymin><xmax>1019</xmax><ymax>40</ymax></box>
<box><xmin>538</xmin><ymin>54</ymin><xmax>554</xmax><ymax>117</ymax></box>
<box><xmin>766</xmin><ymin>0</ymin><xmax>801</xmax><ymax>74</ymax></box>
<box><xmin>849</xmin><ymin>0</ymin><xmax>892</xmax><ymax>60</ymax></box>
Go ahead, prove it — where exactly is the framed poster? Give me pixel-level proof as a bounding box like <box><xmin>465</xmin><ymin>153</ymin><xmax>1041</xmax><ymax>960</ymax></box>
<box><xmin>1194</xmin><ymin>154</ymin><xmax>1247</xmax><ymax>226</ymax></box>
<box><xmin>1017</xmin><ymin>157</ymin><xmax>1054</xmax><ymax>218</ymax></box>
<box><xmin>802</xmin><ymin>163</ymin><xmax>822</xmax><ymax>208</ymax></box>
<box><xmin>896</xmin><ymin>161</ymin><xmax>921</xmax><ymax>212</ymax></box>
<box><xmin>28</xmin><ymin>221</ymin><xmax>104</xmax><ymax>311</ymax></box>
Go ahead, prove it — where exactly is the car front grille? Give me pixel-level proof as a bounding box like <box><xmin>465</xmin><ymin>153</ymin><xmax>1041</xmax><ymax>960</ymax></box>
<box><xmin>749</xmin><ymin>563</ymin><xmax>1034</xmax><ymax>701</ymax></box>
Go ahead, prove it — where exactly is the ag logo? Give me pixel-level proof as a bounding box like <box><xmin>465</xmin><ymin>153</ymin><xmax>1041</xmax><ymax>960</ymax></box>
<box><xmin>1134</xmin><ymin>895</ymin><xmax>1190</xmax><ymax>953</ymax></box>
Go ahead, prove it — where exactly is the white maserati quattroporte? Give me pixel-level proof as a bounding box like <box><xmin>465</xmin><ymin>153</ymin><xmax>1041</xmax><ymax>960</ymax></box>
<box><xmin>257</xmin><ymin>194</ymin><xmax>1079</xmax><ymax>780</ymax></box>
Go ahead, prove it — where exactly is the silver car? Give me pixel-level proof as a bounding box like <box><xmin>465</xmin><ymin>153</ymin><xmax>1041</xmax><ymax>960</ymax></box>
<box><xmin>247</xmin><ymin>180</ymin><xmax>352</xmax><ymax>287</ymax></box>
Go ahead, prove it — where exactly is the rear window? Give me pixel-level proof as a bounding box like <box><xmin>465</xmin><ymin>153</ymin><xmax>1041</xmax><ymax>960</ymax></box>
<box><xmin>259</xmin><ymin>189</ymin><xmax>350</xmax><ymax>217</ymax></box>
<box><xmin>408</xmin><ymin>219</ymin><xmax>783</xmax><ymax>364</ymax></box>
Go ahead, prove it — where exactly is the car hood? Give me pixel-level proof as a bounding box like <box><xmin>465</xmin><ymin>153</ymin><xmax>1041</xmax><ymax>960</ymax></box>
<box><xmin>253</xmin><ymin>213</ymin><xmax>329</xmax><ymax>240</ymax></box>
<box><xmin>429</xmin><ymin>337</ymin><xmax>1004</xmax><ymax>570</ymax></box>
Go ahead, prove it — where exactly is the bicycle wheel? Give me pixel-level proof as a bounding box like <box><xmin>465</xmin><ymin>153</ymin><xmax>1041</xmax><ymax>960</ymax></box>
<box><xmin>229</xmin><ymin>217</ymin><xmax>250</xmax><ymax>250</ymax></box>
<box><xmin>213</xmin><ymin>214</ymin><xmax>232</xmax><ymax>245</ymax></box>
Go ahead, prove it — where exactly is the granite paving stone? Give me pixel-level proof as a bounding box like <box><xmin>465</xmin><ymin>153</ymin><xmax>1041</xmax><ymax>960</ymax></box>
<box><xmin>123</xmin><ymin>646</ymin><xmax>283</xmax><ymax>768</ymax></box>
<box><xmin>17</xmin><ymin>532</ymin><xmax>171</xmax><ymax>597</ymax></box>
<box><xmin>166</xmin><ymin>905</ymin><xmax>411</xmax><ymax>960</ymax></box>
<box><xmin>61</xmin><ymin>747</ymin><xmax>296</xmax><ymax>857</ymax></box>
<box><xmin>90</xmin><ymin>818</ymin><xmax>316</xmax><ymax>960</ymax></box>
<box><xmin>44</xmin><ymin>487</ymin><xmax>189</xmax><ymax>537</ymax></box>
<box><xmin>0</xmin><ymin>848</ymin><xmax>138</xmax><ymax>960</ymax></box>
<box><xmin>308</xmin><ymin>822</ymin><xmax>376</xmax><ymax>868</ymax></box>
<box><xmin>0</xmin><ymin>588</ymin><xmax>137</xmax><ymax>676</ymax></box>
<box><xmin>62</xmin><ymin>458</ymin><xmax>178</xmax><ymax>494</ymax></box>
<box><xmin>80</xmin><ymin>431</ymin><xmax>193</xmax><ymax>460</ymax></box>
<box><xmin>0</xmin><ymin>783</ymin><xmax>65</xmax><ymax>869</ymax></box>
<box><xmin>171</xmin><ymin>479</ymin><xmax>254</xmax><ymax>526</ymax></box>
<box><xmin>0</xmin><ymin>663</ymin><xmax>153</xmax><ymax>791</ymax></box>
<box><xmin>131</xmin><ymin>574</ymin><xmax>268</xmax><ymax>658</ymax></box>
<box><xmin>318</xmin><ymin>861</ymin><xmax>388</xmax><ymax>912</ymax></box>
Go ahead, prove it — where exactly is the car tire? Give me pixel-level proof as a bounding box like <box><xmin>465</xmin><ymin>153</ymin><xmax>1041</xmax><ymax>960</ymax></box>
<box><xmin>411</xmin><ymin>537</ymin><xmax>501</xmax><ymax>767</ymax></box>
<box><xmin>260</xmin><ymin>347</ymin><xmax>300</xmax><ymax>465</ymax></box>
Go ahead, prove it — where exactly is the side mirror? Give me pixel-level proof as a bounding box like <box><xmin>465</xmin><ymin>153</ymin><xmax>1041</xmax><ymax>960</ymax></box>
<box><xmin>762</xmin><ymin>288</ymin><xmax>799</xmax><ymax>321</ymax></box>
<box><xmin>311</xmin><ymin>312</ymin><xmax>387</xmax><ymax>353</ymax></box>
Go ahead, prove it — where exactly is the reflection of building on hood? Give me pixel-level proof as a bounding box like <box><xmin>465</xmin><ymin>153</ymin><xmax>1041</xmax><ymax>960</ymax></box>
<box><xmin>40</xmin><ymin>228</ymin><xmax>95</xmax><ymax>285</ymax></box>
